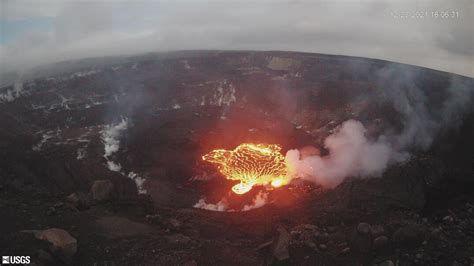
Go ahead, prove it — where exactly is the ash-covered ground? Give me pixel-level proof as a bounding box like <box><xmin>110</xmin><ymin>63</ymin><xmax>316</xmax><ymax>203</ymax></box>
<box><xmin>0</xmin><ymin>51</ymin><xmax>473</xmax><ymax>265</ymax></box>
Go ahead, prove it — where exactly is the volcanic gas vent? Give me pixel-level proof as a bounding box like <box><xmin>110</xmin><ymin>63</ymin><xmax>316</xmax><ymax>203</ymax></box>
<box><xmin>202</xmin><ymin>143</ymin><xmax>289</xmax><ymax>194</ymax></box>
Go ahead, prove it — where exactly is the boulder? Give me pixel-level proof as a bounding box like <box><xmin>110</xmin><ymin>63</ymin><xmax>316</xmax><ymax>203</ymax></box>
<box><xmin>272</xmin><ymin>226</ymin><xmax>290</xmax><ymax>261</ymax></box>
<box><xmin>373</xmin><ymin>235</ymin><xmax>389</xmax><ymax>249</ymax></box>
<box><xmin>442</xmin><ymin>215</ymin><xmax>454</xmax><ymax>223</ymax></box>
<box><xmin>357</xmin><ymin>222</ymin><xmax>371</xmax><ymax>235</ymax></box>
<box><xmin>66</xmin><ymin>192</ymin><xmax>90</xmax><ymax>209</ymax></box>
<box><xmin>392</xmin><ymin>224</ymin><xmax>425</xmax><ymax>246</ymax></box>
<box><xmin>340</xmin><ymin>247</ymin><xmax>350</xmax><ymax>255</ymax></box>
<box><xmin>163</xmin><ymin>218</ymin><xmax>182</xmax><ymax>231</ymax></box>
<box><xmin>34</xmin><ymin>228</ymin><xmax>77</xmax><ymax>256</ymax></box>
<box><xmin>370</xmin><ymin>225</ymin><xmax>385</xmax><ymax>237</ymax></box>
<box><xmin>145</xmin><ymin>214</ymin><xmax>162</xmax><ymax>224</ymax></box>
<box><xmin>290</xmin><ymin>224</ymin><xmax>319</xmax><ymax>246</ymax></box>
<box><xmin>290</xmin><ymin>224</ymin><xmax>318</xmax><ymax>249</ymax></box>
<box><xmin>351</xmin><ymin>224</ymin><xmax>373</xmax><ymax>253</ymax></box>
<box><xmin>379</xmin><ymin>260</ymin><xmax>395</xmax><ymax>266</ymax></box>
<box><xmin>91</xmin><ymin>180</ymin><xmax>115</xmax><ymax>202</ymax></box>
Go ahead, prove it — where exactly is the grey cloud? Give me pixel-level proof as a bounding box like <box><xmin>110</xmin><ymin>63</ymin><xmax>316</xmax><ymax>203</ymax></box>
<box><xmin>0</xmin><ymin>0</ymin><xmax>472</xmax><ymax>77</ymax></box>
<box><xmin>55</xmin><ymin>2</ymin><xmax>115</xmax><ymax>43</ymax></box>
<box><xmin>435</xmin><ymin>25</ymin><xmax>474</xmax><ymax>56</ymax></box>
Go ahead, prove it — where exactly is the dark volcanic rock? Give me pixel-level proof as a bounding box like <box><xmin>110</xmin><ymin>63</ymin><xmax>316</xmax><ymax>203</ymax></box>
<box><xmin>373</xmin><ymin>235</ymin><xmax>389</xmax><ymax>249</ymax></box>
<box><xmin>379</xmin><ymin>260</ymin><xmax>395</xmax><ymax>266</ymax></box>
<box><xmin>66</xmin><ymin>191</ymin><xmax>91</xmax><ymax>209</ymax></box>
<box><xmin>370</xmin><ymin>225</ymin><xmax>385</xmax><ymax>237</ymax></box>
<box><xmin>357</xmin><ymin>222</ymin><xmax>371</xmax><ymax>234</ymax></box>
<box><xmin>290</xmin><ymin>224</ymin><xmax>321</xmax><ymax>250</ymax></box>
<box><xmin>351</xmin><ymin>227</ymin><xmax>373</xmax><ymax>253</ymax></box>
<box><xmin>36</xmin><ymin>249</ymin><xmax>55</xmax><ymax>264</ymax></box>
<box><xmin>91</xmin><ymin>180</ymin><xmax>115</xmax><ymax>202</ymax></box>
<box><xmin>392</xmin><ymin>224</ymin><xmax>426</xmax><ymax>247</ymax></box>
<box><xmin>163</xmin><ymin>218</ymin><xmax>182</xmax><ymax>231</ymax></box>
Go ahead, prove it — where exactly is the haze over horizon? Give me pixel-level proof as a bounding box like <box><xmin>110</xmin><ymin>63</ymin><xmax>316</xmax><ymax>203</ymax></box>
<box><xmin>1</xmin><ymin>0</ymin><xmax>473</xmax><ymax>77</ymax></box>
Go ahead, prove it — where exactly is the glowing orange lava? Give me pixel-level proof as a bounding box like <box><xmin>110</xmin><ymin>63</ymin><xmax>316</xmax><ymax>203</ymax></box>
<box><xmin>202</xmin><ymin>143</ymin><xmax>289</xmax><ymax>194</ymax></box>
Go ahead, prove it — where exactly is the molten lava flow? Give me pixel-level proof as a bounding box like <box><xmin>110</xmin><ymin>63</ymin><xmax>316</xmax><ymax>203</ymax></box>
<box><xmin>202</xmin><ymin>143</ymin><xmax>289</xmax><ymax>194</ymax></box>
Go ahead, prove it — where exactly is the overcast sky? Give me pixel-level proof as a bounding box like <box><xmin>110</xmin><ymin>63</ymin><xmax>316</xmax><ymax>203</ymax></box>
<box><xmin>0</xmin><ymin>0</ymin><xmax>473</xmax><ymax>77</ymax></box>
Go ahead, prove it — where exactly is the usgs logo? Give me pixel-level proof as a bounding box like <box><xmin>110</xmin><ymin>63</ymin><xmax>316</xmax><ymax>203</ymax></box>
<box><xmin>2</xmin><ymin>256</ymin><xmax>30</xmax><ymax>265</ymax></box>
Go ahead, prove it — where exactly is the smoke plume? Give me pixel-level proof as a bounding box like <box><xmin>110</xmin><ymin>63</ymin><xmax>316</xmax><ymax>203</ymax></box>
<box><xmin>286</xmin><ymin>73</ymin><xmax>473</xmax><ymax>188</ymax></box>
<box><xmin>286</xmin><ymin>120</ymin><xmax>406</xmax><ymax>188</ymax></box>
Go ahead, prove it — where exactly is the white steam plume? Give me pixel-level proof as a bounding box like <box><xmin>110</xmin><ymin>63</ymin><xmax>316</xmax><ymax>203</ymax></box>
<box><xmin>127</xmin><ymin>172</ymin><xmax>147</xmax><ymax>194</ymax></box>
<box><xmin>101</xmin><ymin>118</ymin><xmax>128</xmax><ymax>172</ymax></box>
<box><xmin>101</xmin><ymin>118</ymin><xmax>149</xmax><ymax>194</ymax></box>
<box><xmin>0</xmin><ymin>81</ymin><xmax>25</xmax><ymax>103</ymax></box>
<box><xmin>193</xmin><ymin>191</ymin><xmax>270</xmax><ymax>212</ymax></box>
<box><xmin>286</xmin><ymin>120</ymin><xmax>406</xmax><ymax>188</ymax></box>
<box><xmin>242</xmin><ymin>191</ymin><xmax>269</xmax><ymax>211</ymax></box>
<box><xmin>286</xmin><ymin>74</ymin><xmax>473</xmax><ymax>189</ymax></box>
<box><xmin>194</xmin><ymin>198</ymin><xmax>228</xmax><ymax>212</ymax></box>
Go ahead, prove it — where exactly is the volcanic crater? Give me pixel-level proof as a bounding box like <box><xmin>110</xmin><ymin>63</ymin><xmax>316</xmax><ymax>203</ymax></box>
<box><xmin>0</xmin><ymin>51</ymin><xmax>473</xmax><ymax>265</ymax></box>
